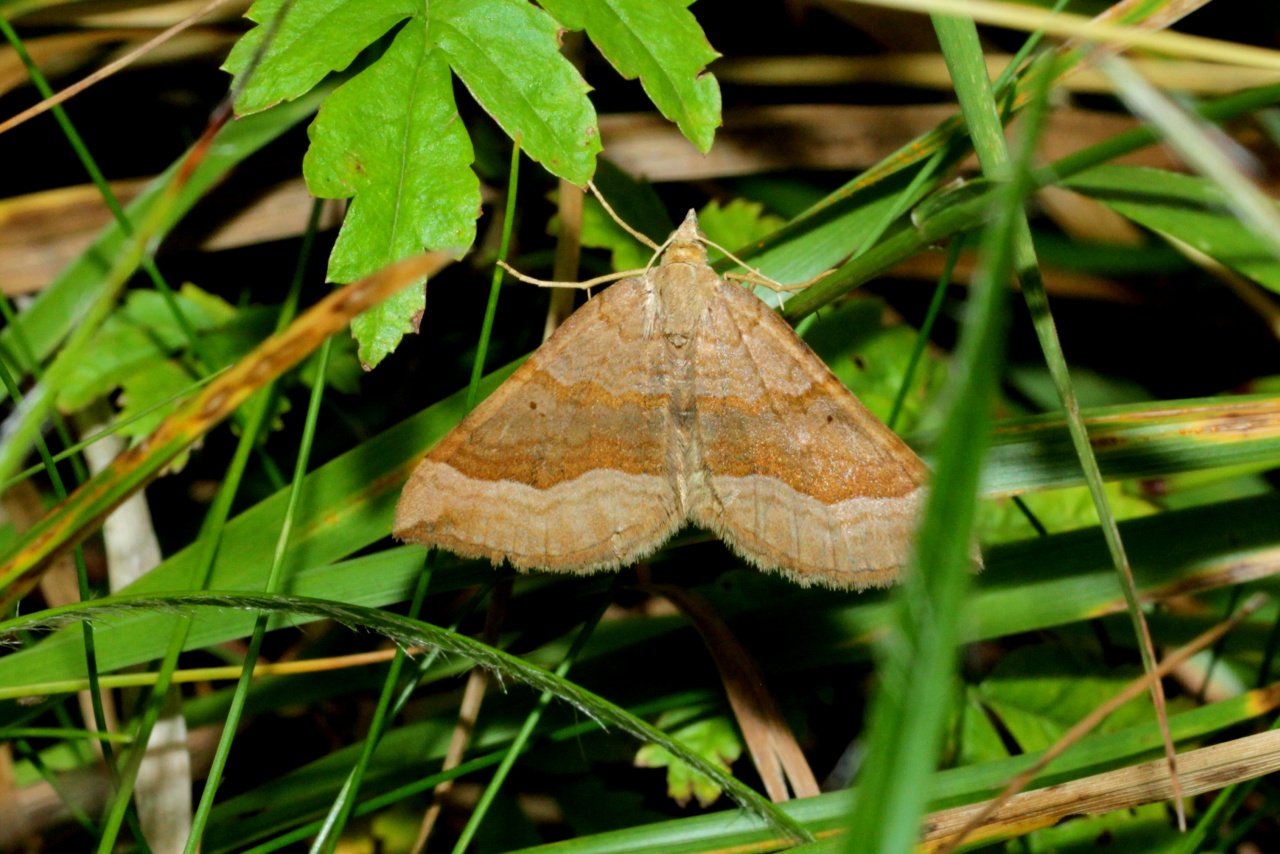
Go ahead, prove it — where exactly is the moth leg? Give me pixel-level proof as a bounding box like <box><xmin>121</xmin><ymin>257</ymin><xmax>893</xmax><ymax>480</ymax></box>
<box><xmin>724</xmin><ymin>268</ymin><xmax>836</xmax><ymax>293</ymax></box>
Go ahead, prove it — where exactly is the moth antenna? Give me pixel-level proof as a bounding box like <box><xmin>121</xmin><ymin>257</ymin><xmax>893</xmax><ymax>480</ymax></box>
<box><xmin>587</xmin><ymin>181</ymin><xmax>662</xmax><ymax>251</ymax></box>
<box><xmin>498</xmin><ymin>260</ymin><xmax>644</xmax><ymax>290</ymax></box>
<box><xmin>641</xmin><ymin>228</ymin><xmax>682</xmax><ymax>275</ymax></box>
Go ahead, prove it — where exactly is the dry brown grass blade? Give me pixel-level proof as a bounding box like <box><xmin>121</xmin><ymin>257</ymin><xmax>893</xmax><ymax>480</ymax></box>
<box><xmin>1</xmin><ymin>30</ymin><xmax>152</xmax><ymax>99</ymax></box>
<box><xmin>0</xmin><ymin>177</ymin><xmax>342</xmax><ymax>295</ymax></box>
<box><xmin>1066</xmin><ymin>0</ymin><xmax>1216</xmax><ymax>62</ymax></box>
<box><xmin>922</xmin><ymin>727</ymin><xmax>1280</xmax><ymax>850</ymax></box>
<box><xmin>599</xmin><ymin>105</ymin><xmax>1176</xmax><ymax>182</ymax></box>
<box><xmin>934</xmin><ymin>592</ymin><xmax>1271</xmax><ymax>853</ymax></box>
<box><xmin>642</xmin><ymin>583</ymin><xmax>820</xmax><ymax>802</ymax></box>
<box><xmin>841</xmin><ymin>0</ymin><xmax>1280</xmax><ymax>70</ymax></box>
<box><xmin>0</xmin><ymin>0</ymin><xmax>237</xmax><ymax>137</ymax></box>
<box><xmin>0</xmin><ymin>250</ymin><xmax>453</xmax><ymax>612</ymax></box>
<box><xmin>715</xmin><ymin>54</ymin><xmax>1280</xmax><ymax>95</ymax></box>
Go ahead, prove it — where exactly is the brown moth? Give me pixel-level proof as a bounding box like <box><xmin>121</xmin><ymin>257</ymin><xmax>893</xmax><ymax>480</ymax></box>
<box><xmin>394</xmin><ymin>210</ymin><xmax>930</xmax><ymax>589</ymax></box>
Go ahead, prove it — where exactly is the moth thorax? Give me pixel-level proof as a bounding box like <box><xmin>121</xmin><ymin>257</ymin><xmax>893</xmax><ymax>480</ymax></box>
<box><xmin>662</xmin><ymin>241</ymin><xmax>707</xmax><ymax>266</ymax></box>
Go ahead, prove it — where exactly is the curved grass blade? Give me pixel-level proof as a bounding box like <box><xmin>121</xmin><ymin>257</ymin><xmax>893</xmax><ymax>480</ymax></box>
<box><xmin>0</xmin><ymin>591</ymin><xmax>813</xmax><ymax>844</ymax></box>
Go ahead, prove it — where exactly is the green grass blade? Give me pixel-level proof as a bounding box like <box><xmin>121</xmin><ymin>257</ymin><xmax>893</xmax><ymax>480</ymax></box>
<box><xmin>309</xmin><ymin>137</ymin><xmax>524</xmax><ymax>853</ymax></box>
<box><xmin>842</xmin><ymin>16</ymin><xmax>1025</xmax><ymax>851</ymax></box>
<box><xmin>0</xmin><ymin>591</ymin><xmax>813</xmax><ymax>844</ymax></box>
<box><xmin>451</xmin><ymin>586</ymin><xmax>613</xmax><ymax>852</ymax></box>
<box><xmin>888</xmin><ymin>238</ymin><xmax>962</xmax><ymax>431</ymax></box>
<box><xmin>185</xmin><ymin>200</ymin><xmax>328</xmax><ymax>852</ymax></box>
<box><xmin>940</xmin><ymin>13</ymin><xmax>1179</xmax><ymax>825</ymax></box>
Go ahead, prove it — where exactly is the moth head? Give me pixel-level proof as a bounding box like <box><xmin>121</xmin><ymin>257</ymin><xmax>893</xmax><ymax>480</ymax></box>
<box><xmin>661</xmin><ymin>209</ymin><xmax>707</xmax><ymax>266</ymax></box>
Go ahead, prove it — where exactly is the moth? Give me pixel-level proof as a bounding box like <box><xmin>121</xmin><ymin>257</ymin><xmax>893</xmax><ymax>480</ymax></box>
<box><xmin>395</xmin><ymin>209</ymin><xmax>930</xmax><ymax>589</ymax></box>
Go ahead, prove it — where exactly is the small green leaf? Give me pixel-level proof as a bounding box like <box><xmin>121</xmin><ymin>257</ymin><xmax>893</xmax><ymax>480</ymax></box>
<box><xmin>59</xmin><ymin>285</ymin><xmax>236</xmax><ymax>412</ymax></box>
<box><xmin>635</xmin><ymin>715</ymin><xmax>742</xmax><ymax>808</ymax></box>
<box><xmin>575</xmin><ymin>196</ymin><xmax>654</xmax><ymax>273</ymax></box>
<box><xmin>1065</xmin><ymin>164</ymin><xmax>1280</xmax><ymax>294</ymax></box>
<box><xmin>539</xmin><ymin>0</ymin><xmax>721</xmax><ymax>153</ymax></box>
<box><xmin>697</xmin><ymin>198</ymin><xmax>786</xmax><ymax>264</ymax></box>
<box><xmin>973</xmin><ymin>645</ymin><xmax>1176</xmax><ymax>755</ymax></box>
<box><xmin>304</xmin><ymin>19</ymin><xmax>480</xmax><ymax>368</ymax></box>
<box><xmin>428</xmin><ymin>0</ymin><xmax>600</xmax><ymax>186</ymax></box>
<box><xmin>222</xmin><ymin>0</ymin><xmax>416</xmax><ymax>114</ymax></box>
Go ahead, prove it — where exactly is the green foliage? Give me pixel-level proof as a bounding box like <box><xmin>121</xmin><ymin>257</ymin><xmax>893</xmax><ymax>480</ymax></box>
<box><xmin>570</xmin><ymin>193</ymin><xmax>784</xmax><ymax>277</ymax></box>
<box><xmin>537</xmin><ymin>0</ymin><xmax>721</xmax><ymax>154</ymax></box>
<box><xmin>58</xmin><ymin>284</ymin><xmax>235</xmax><ymax>411</ymax></box>
<box><xmin>575</xmin><ymin>195</ymin><xmax>656</xmax><ymax>274</ymax></box>
<box><xmin>303</xmin><ymin>23</ymin><xmax>480</xmax><ymax>367</ymax></box>
<box><xmin>1067</xmin><ymin>164</ymin><xmax>1280</xmax><ymax>294</ymax></box>
<box><xmin>960</xmin><ymin>644</ymin><xmax>1165</xmax><ymax>767</ymax></box>
<box><xmin>225</xmin><ymin>0</ymin><xmax>721</xmax><ymax>365</ymax></box>
<box><xmin>698</xmin><ymin>198</ymin><xmax>785</xmax><ymax>253</ymax></box>
<box><xmin>978</xmin><ymin>482</ymin><xmax>1158</xmax><ymax>544</ymax></box>
<box><xmin>634</xmin><ymin>712</ymin><xmax>743</xmax><ymax>808</ymax></box>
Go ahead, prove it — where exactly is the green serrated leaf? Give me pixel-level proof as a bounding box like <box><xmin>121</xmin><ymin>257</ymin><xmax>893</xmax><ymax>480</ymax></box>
<box><xmin>635</xmin><ymin>716</ymin><xmax>742</xmax><ymax>808</ymax></box>
<box><xmin>59</xmin><ymin>284</ymin><xmax>236</xmax><ymax>412</ymax></box>
<box><xmin>1065</xmin><ymin>164</ymin><xmax>1280</xmax><ymax>294</ymax></box>
<box><xmin>428</xmin><ymin>0</ymin><xmax>600</xmax><ymax>186</ymax></box>
<box><xmin>539</xmin><ymin>0</ymin><xmax>721</xmax><ymax>153</ymax></box>
<box><xmin>697</xmin><ymin>198</ymin><xmax>786</xmax><ymax>264</ymax></box>
<box><xmin>304</xmin><ymin>19</ymin><xmax>480</xmax><ymax>368</ymax></box>
<box><xmin>348</xmin><ymin>287</ymin><xmax>425</xmax><ymax>370</ymax></box>
<box><xmin>222</xmin><ymin>0</ymin><xmax>416</xmax><ymax>114</ymax></box>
